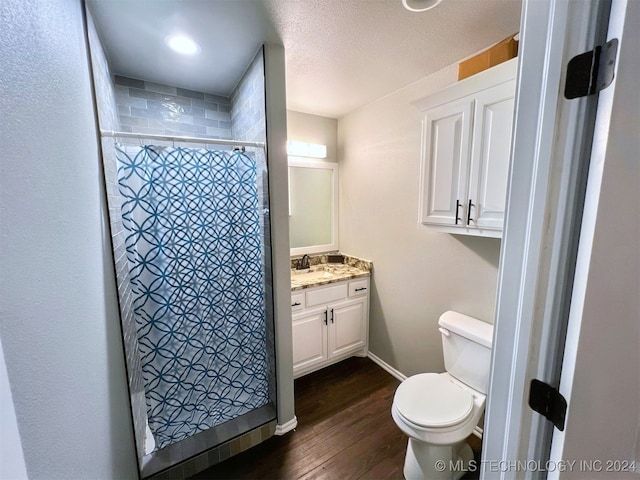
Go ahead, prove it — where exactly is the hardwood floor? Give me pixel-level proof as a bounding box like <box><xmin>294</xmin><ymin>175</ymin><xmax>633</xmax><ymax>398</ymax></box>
<box><xmin>192</xmin><ymin>357</ymin><xmax>481</xmax><ymax>480</ymax></box>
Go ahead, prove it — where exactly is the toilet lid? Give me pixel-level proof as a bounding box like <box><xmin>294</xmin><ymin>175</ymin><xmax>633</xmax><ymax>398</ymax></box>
<box><xmin>394</xmin><ymin>373</ymin><xmax>473</xmax><ymax>428</ymax></box>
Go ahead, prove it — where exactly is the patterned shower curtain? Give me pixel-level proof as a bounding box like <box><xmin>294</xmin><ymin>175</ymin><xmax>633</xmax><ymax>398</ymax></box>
<box><xmin>116</xmin><ymin>145</ymin><xmax>269</xmax><ymax>449</ymax></box>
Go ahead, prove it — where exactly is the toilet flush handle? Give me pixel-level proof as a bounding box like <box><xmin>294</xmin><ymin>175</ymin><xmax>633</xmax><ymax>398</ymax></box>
<box><xmin>438</xmin><ymin>327</ymin><xmax>451</xmax><ymax>337</ymax></box>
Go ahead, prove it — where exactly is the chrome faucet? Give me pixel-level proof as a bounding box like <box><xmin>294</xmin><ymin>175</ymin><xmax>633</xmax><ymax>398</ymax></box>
<box><xmin>297</xmin><ymin>254</ymin><xmax>311</xmax><ymax>270</ymax></box>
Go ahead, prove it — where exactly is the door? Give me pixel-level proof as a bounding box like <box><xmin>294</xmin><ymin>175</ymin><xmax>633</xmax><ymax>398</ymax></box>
<box><xmin>549</xmin><ymin>0</ymin><xmax>638</xmax><ymax>475</ymax></box>
<box><xmin>292</xmin><ymin>306</ymin><xmax>328</xmax><ymax>376</ymax></box>
<box><xmin>419</xmin><ymin>98</ymin><xmax>473</xmax><ymax>226</ymax></box>
<box><xmin>483</xmin><ymin>0</ymin><xmax>633</xmax><ymax>476</ymax></box>
<box><xmin>327</xmin><ymin>297</ymin><xmax>366</xmax><ymax>358</ymax></box>
<box><xmin>467</xmin><ymin>80</ymin><xmax>515</xmax><ymax>231</ymax></box>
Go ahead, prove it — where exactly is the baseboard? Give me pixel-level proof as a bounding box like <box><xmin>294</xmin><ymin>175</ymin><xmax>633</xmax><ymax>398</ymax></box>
<box><xmin>473</xmin><ymin>426</ymin><xmax>483</xmax><ymax>439</ymax></box>
<box><xmin>274</xmin><ymin>416</ymin><xmax>298</xmax><ymax>435</ymax></box>
<box><xmin>367</xmin><ymin>351</ymin><xmax>407</xmax><ymax>382</ymax></box>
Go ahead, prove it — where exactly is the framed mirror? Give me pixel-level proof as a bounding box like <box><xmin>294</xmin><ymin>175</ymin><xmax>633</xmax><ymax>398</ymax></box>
<box><xmin>288</xmin><ymin>159</ymin><xmax>339</xmax><ymax>256</ymax></box>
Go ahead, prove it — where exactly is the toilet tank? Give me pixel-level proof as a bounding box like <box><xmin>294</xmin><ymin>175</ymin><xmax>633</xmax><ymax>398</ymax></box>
<box><xmin>438</xmin><ymin>311</ymin><xmax>494</xmax><ymax>394</ymax></box>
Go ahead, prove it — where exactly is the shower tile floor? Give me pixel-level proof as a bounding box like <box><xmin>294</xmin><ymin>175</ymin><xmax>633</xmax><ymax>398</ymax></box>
<box><xmin>191</xmin><ymin>357</ymin><xmax>481</xmax><ymax>479</ymax></box>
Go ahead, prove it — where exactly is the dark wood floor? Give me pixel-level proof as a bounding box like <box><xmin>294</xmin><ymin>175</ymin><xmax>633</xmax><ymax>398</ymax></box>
<box><xmin>192</xmin><ymin>357</ymin><xmax>480</xmax><ymax>479</ymax></box>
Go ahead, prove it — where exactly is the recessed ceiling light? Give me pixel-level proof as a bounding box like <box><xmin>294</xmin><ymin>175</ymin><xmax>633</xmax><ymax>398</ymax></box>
<box><xmin>402</xmin><ymin>0</ymin><xmax>443</xmax><ymax>12</ymax></box>
<box><xmin>165</xmin><ymin>34</ymin><xmax>201</xmax><ymax>55</ymax></box>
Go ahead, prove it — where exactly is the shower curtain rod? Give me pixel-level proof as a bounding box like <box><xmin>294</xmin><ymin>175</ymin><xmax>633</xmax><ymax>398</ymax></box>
<box><xmin>100</xmin><ymin>130</ymin><xmax>266</xmax><ymax>149</ymax></box>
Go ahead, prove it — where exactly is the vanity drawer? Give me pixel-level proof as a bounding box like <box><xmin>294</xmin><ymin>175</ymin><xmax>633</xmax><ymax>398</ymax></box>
<box><xmin>291</xmin><ymin>292</ymin><xmax>305</xmax><ymax>312</ymax></box>
<box><xmin>349</xmin><ymin>279</ymin><xmax>369</xmax><ymax>297</ymax></box>
<box><xmin>306</xmin><ymin>283</ymin><xmax>348</xmax><ymax>307</ymax></box>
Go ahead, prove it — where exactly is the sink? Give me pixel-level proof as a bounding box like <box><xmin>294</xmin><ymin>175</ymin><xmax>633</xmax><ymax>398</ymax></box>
<box><xmin>291</xmin><ymin>269</ymin><xmax>335</xmax><ymax>281</ymax></box>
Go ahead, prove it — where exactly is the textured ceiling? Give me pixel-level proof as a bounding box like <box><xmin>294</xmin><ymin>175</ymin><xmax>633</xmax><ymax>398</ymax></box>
<box><xmin>89</xmin><ymin>0</ymin><xmax>522</xmax><ymax>119</ymax></box>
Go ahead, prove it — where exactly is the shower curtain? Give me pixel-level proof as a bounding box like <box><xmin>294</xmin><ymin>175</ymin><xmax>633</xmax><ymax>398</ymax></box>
<box><xmin>116</xmin><ymin>145</ymin><xmax>269</xmax><ymax>449</ymax></box>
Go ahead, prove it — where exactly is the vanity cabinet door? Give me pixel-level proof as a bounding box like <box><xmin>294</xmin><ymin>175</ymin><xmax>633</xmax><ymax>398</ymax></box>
<box><xmin>327</xmin><ymin>296</ymin><xmax>367</xmax><ymax>359</ymax></box>
<box><xmin>419</xmin><ymin>98</ymin><xmax>474</xmax><ymax>226</ymax></box>
<box><xmin>292</xmin><ymin>306</ymin><xmax>328</xmax><ymax>376</ymax></box>
<box><xmin>467</xmin><ymin>80</ymin><xmax>515</xmax><ymax>231</ymax></box>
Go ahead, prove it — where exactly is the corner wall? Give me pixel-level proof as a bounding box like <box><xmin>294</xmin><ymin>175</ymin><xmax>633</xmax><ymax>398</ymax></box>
<box><xmin>287</xmin><ymin>111</ymin><xmax>338</xmax><ymax>164</ymax></box>
<box><xmin>338</xmin><ymin>65</ymin><xmax>502</xmax><ymax>376</ymax></box>
<box><xmin>0</xmin><ymin>0</ymin><xmax>137</xmax><ymax>477</ymax></box>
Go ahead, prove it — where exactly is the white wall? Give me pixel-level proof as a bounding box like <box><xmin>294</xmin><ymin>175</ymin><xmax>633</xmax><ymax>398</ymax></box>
<box><xmin>0</xmin><ymin>0</ymin><xmax>138</xmax><ymax>477</ymax></box>
<box><xmin>287</xmin><ymin>111</ymin><xmax>338</xmax><ymax>163</ymax></box>
<box><xmin>338</xmin><ymin>66</ymin><xmax>502</xmax><ymax>376</ymax></box>
<box><xmin>265</xmin><ymin>44</ymin><xmax>296</xmax><ymax>428</ymax></box>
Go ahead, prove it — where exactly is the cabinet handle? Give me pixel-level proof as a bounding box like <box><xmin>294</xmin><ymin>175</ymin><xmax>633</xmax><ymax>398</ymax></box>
<box><xmin>292</xmin><ymin>302</ymin><xmax>301</xmax><ymax>307</ymax></box>
<box><xmin>324</xmin><ymin>309</ymin><xmax>328</xmax><ymax>325</ymax></box>
<box><xmin>355</xmin><ymin>287</ymin><xmax>367</xmax><ymax>292</ymax></box>
<box><xmin>455</xmin><ymin>199</ymin><xmax>462</xmax><ymax>225</ymax></box>
<box><xmin>330</xmin><ymin>308</ymin><xmax>334</xmax><ymax>323</ymax></box>
<box><xmin>467</xmin><ymin>199</ymin><xmax>474</xmax><ymax>225</ymax></box>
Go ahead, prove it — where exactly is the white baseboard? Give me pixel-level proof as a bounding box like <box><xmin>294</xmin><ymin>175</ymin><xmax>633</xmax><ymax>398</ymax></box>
<box><xmin>473</xmin><ymin>426</ymin><xmax>483</xmax><ymax>439</ymax></box>
<box><xmin>367</xmin><ymin>351</ymin><xmax>407</xmax><ymax>382</ymax></box>
<box><xmin>274</xmin><ymin>416</ymin><xmax>298</xmax><ymax>435</ymax></box>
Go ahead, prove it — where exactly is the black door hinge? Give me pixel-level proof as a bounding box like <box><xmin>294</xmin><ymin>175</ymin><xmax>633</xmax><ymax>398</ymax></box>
<box><xmin>565</xmin><ymin>38</ymin><xmax>618</xmax><ymax>99</ymax></box>
<box><xmin>528</xmin><ymin>379</ymin><xmax>567</xmax><ymax>431</ymax></box>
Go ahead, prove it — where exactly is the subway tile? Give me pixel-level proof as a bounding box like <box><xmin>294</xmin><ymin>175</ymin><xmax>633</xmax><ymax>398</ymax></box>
<box><xmin>205</xmin><ymin>109</ymin><xmax>230</xmax><ymax>121</ymax></box>
<box><xmin>193</xmin><ymin>117</ymin><xmax>219</xmax><ymax>128</ymax></box>
<box><xmin>143</xmin><ymin>81</ymin><xmax>177</xmax><ymax>96</ymax></box>
<box><xmin>130</xmin><ymin>106</ymin><xmax>163</xmax><ymax>121</ymax></box>
<box><xmin>206</xmin><ymin>127</ymin><xmax>233</xmax><ymax>137</ymax></box>
<box><xmin>204</xmin><ymin>93</ymin><xmax>230</xmax><ymax>105</ymax></box>
<box><xmin>114</xmin><ymin>75</ymin><xmax>145</xmax><ymax>89</ymax></box>
<box><xmin>219</xmin><ymin>121</ymin><xmax>231</xmax><ymax>129</ymax></box>
<box><xmin>119</xmin><ymin>115</ymin><xmax>148</xmax><ymax>127</ymax></box>
<box><xmin>176</xmin><ymin>87</ymin><xmax>205</xmax><ymax>100</ymax></box>
<box><xmin>219</xmin><ymin>104</ymin><xmax>231</xmax><ymax>113</ymax></box>
<box><xmin>117</xmin><ymin>105</ymin><xmax>131</xmax><ymax>116</ymax></box>
<box><xmin>179</xmin><ymin>124</ymin><xmax>207</xmax><ymax>135</ymax></box>
<box><xmin>135</xmin><ymin>126</ymin><xmax>166</xmax><ymax>136</ymax></box>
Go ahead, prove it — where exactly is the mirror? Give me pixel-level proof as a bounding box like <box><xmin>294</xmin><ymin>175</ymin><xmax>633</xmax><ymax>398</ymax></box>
<box><xmin>289</xmin><ymin>159</ymin><xmax>338</xmax><ymax>255</ymax></box>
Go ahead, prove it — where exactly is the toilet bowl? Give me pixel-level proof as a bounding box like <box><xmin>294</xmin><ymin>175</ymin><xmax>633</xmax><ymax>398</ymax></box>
<box><xmin>391</xmin><ymin>311</ymin><xmax>493</xmax><ymax>480</ymax></box>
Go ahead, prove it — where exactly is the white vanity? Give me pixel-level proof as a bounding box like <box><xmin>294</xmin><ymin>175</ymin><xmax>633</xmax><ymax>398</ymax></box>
<box><xmin>290</xmin><ymin>257</ymin><xmax>371</xmax><ymax>378</ymax></box>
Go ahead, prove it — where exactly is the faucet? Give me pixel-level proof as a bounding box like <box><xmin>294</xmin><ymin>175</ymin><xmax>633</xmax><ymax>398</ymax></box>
<box><xmin>297</xmin><ymin>254</ymin><xmax>311</xmax><ymax>270</ymax></box>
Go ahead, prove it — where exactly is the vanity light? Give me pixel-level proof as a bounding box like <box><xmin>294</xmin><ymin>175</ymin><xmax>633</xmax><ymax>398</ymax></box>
<box><xmin>402</xmin><ymin>0</ymin><xmax>443</xmax><ymax>12</ymax></box>
<box><xmin>287</xmin><ymin>141</ymin><xmax>327</xmax><ymax>159</ymax></box>
<box><xmin>165</xmin><ymin>34</ymin><xmax>201</xmax><ymax>55</ymax></box>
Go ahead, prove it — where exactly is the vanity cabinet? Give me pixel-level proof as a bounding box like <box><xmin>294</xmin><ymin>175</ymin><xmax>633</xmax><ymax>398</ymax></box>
<box><xmin>291</xmin><ymin>277</ymin><xmax>369</xmax><ymax>378</ymax></box>
<box><xmin>415</xmin><ymin>58</ymin><xmax>517</xmax><ymax>238</ymax></box>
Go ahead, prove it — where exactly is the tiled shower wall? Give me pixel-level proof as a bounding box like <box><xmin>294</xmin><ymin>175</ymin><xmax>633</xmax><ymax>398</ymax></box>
<box><xmin>86</xmin><ymin>9</ymin><xmax>147</xmax><ymax>463</ymax></box>
<box><xmin>114</xmin><ymin>76</ymin><xmax>233</xmax><ymax>139</ymax></box>
<box><xmin>88</xmin><ymin>15</ymin><xmax>274</xmax><ymax>474</ymax></box>
<box><xmin>229</xmin><ymin>48</ymin><xmax>275</xmax><ymax>406</ymax></box>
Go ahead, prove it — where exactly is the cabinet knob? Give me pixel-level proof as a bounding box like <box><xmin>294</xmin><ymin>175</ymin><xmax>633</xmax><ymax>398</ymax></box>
<box><xmin>324</xmin><ymin>310</ymin><xmax>328</xmax><ymax>325</ymax></box>
<box><xmin>467</xmin><ymin>199</ymin><xmax>474</xmax><ymax>225</ymax></box>
<box><xmin>330</xmin><ymin>308</ymin><xmax>334</xmax><ymax>323</ymax></box>
<box><xmin>292</xmin><ymin>302</ymin><xmax>301</xmax><ymax>307</ymax></box>
<box><xmin>355</xmin><ymin>287</ymin><xmax>367</xmax><ymax>292</ymax></box>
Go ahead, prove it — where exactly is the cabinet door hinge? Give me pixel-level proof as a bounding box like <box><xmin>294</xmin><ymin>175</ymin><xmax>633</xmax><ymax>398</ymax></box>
<box><xmin>564</xmin><ymin>38</ymin><xmax>618</xmax><ymax>99</ymax></box>
<box><xmin>528</xmin><ymin>379</ymin><xmax>567</xmax><ymax>431</ymax></box>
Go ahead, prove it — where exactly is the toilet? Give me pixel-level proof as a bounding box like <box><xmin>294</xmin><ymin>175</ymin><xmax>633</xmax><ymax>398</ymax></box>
<box><xmin>391</xmin><ymin>311</ymin><xmax>494</xmax><ymax>480</ymax></box>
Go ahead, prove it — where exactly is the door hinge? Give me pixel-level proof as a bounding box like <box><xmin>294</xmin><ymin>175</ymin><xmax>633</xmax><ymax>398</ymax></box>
<box><xmin>528</xmin><ymin>379</ymin><xmax>567</xmax><ymax>431</ymax></box>
<box><xmin>565</xmin><ymin>38</ymin><xmax>618</xmax><ymax>99</ymax></box>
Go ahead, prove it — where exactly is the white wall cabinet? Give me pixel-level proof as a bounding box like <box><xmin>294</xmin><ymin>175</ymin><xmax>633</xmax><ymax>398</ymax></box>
<box><xmin>291</xmin><ymin>277</ymin><xmax>369</xmax><ymax>378</ymax></box>
<box><xmin>415</xmin><ymin>58</ymin><xmax>517</xmax><ymax>238</ymax></box>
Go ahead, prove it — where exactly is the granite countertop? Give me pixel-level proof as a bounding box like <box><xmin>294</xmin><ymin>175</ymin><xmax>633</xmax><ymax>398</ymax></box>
<box><xmin>291</xmin><ymin>254</ymin><xmax>372</xmax><ymax>291</ymax></box>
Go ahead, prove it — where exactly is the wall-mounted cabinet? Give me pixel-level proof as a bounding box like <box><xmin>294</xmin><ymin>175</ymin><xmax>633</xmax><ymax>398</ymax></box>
<box><xmin>414</xmin><ymin>58</ymin><xmax>517</xmax><ymax>238</ymax></box>
<box><xmin>291</xmin><ymin>278</ymin><xmax>369</xmax><ymax>378</ymax></box>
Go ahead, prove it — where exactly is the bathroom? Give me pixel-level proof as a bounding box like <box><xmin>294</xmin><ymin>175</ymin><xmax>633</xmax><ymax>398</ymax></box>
<box><xmin>1</xmin><ymin>0</ymin><xmax>639</xmax><ymax>479</ymax></box>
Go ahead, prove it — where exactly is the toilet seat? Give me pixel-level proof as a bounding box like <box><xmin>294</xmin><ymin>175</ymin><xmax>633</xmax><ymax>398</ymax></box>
<box><xmin>394</xmin><ymin>373</ymin><xmax>473</xmax><ymax>428</ymax></box>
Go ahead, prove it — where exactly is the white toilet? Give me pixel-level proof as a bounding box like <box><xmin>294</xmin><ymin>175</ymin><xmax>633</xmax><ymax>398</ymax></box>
<box><xmin>391</xmin><ymin>311</ymin><xmax>494</xmax><ymax>480</ymax></box>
